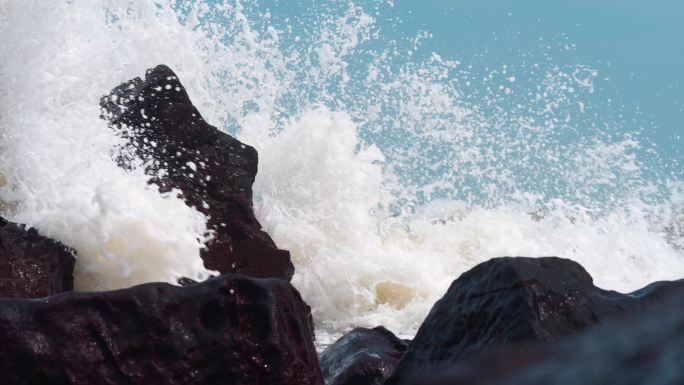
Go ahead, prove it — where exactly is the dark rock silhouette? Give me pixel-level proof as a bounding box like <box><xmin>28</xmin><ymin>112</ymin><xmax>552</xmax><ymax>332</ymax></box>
<box><xmin>0</xmin><ymin>274</ymin><xmax>323</xmax><ymax>385</ymax></box>
<box><xmin>414</xmin><ymin>290</ymin><xmax>684</xmax><ymax>385</ymax></box>
<box><xmin>386</xmin><ymin>256</ymin><xmax>684</xmax><ymax>385</ymax></box>
<box><xmin>320</xmin><ymin>326</ymin><xmax>409</xmax><ymax>385</ymax></box>
<box><xmin>0</xmin><ymin>216</ymin><xmax>74</xmax><ymax>298</ymax></box>
<box><xmin>100</xmin><ymin>65</ymin><xmax>293</xmax><ymax>280</ymax></box>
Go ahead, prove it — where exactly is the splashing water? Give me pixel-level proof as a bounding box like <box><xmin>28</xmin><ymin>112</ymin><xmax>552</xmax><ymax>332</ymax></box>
<box><xmin>0</xmin><ymin>1</ymin><xmax>214</xmax><ymax>290</ymax></box>
<box><xmin>0</xmin><ymin>1</ymin><xmax>682</xmax><ymax>340</ymax></box>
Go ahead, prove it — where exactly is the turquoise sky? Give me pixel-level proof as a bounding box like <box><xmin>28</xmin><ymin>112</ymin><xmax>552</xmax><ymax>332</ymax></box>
<box><xmin>397</xmin><ymin>0</ymin><xmax>683</xmax><ymax>168</ymax></box>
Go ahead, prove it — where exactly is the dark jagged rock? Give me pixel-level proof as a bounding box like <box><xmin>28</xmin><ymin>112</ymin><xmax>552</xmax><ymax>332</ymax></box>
<box><xmin>0</xmin><ymin>274</ymin><xmax>323</xmax><ymax>385</ymax></box>
<box><xmin>415</xmin><ymin>290</ymin><xmax>684</xmax><ymax>385</ymax></box>
<box><xmin>320</xmin><ymin>326</ymin><xmax>409</xmax><ymax>385</ymax></box>
<box><xmin>0</xmin><ymin>217</ymin><xmax>75</xmax><ymax>298</ymax></box>
<box><xmin>386</xmin><ymin>256</ymin><xmax>684</xmax><ymax>385</ymax></box>
<box><xmin>100</xmin><ymin>65</ymin><xmax>293</xmax><ymax>281</ymax></box>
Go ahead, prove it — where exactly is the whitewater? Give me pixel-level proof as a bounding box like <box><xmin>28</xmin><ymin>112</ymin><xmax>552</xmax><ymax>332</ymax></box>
<box><xmin>0</xmin><ymin>1</ymin><xmax>682</xmax><ymax>342</ymax></box>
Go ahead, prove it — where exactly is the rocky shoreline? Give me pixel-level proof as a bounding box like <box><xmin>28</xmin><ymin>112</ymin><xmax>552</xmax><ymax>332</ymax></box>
<box><xmin>0</xmin><ymin>65</ymin><xmax>682</xmax><ymax>384</ymax></box>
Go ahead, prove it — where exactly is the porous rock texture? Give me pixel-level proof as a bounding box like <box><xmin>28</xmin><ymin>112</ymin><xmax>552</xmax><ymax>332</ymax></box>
<box><xmin>414</xmin><ymin>290</ymin><xmax>684</xmax><ymax>385</ymax></box>
<box><xmin>0</xmin><ymin>274</ymin><xmax>323</xmax><ymax>385</ymax></box>
<box><xmin>100</xmin><ymin>65</ymin><xmax>293</xmax><ymax>280</ymax></box>
<box><xmin>0</xmin><ymin>216</ymin><xmax>75</xmax><ymax>298</ymax></box>
<box><xmin>386</xmin><ymin>256</ymin><xmax>684</xmax><ymax>385</ymax></box>
<box><xmin>319</xmin><ymin>326</ymin><xmax>409</xmax><ymax>385</ymax></box>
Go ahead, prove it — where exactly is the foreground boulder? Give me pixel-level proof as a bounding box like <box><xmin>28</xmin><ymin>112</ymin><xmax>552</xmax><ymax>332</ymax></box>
<box><xmin>387</xmin><ymin>256</ymin><xmax>684</xmax><ymax>385</ymax></box>
<box><xmin>101</xmin><ymin>65</ymin><xmax>293</xmax><ymax>280</ymax></box>
<box><xmin>320</xmin><ymin>326</ymin><xmax>409</xmax><ymax>385</ymax></box>
<box><xmin>415</xmin><ymin>289</ymin><xmax>684</xmax><ymax>385</ymax></box>
<box><xmin>0</xmin><ymin>216</ymin><xmax>75</xmax><ymax>298</ymax></box>
<box><xmin>0</xmin><ymin>274</ymin><xmax>323</xmax><ymax>385</ymax></box>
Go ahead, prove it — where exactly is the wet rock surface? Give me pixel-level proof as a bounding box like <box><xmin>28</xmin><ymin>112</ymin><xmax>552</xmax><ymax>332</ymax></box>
<box><xmin>100</xmin><ymin>65</ymin><xmax>293</xmax><ymax>280</ymax></box>
<box><xmin>0</xmin><ymin>274</ymin><xmax>323</xmax><ymax>385</ymax></box>
<box><xmin>414</xmin><ymin>292</ymin><xmax>684</xmax><ymax>385</ymax></box>
<box><xmin>320</xmin><ymin>326</ymin><xmax>409</xmax><ymax>385</ymax></box>
<box><xmin>386</xmin><ymin>256</ymin><xmax>684</xmax><ymax>385</ymax></box>
<box><xmin>0</xmin><ymin>217</ymin><xmax>75</xmax><ymax>298</ymax></box>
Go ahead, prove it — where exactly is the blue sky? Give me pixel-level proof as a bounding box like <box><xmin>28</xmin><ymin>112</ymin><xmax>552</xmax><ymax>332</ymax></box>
<box><xmin>397</xmin><ymin>0</ymin><xmax>683</xmax><ymax>163</ymax></box>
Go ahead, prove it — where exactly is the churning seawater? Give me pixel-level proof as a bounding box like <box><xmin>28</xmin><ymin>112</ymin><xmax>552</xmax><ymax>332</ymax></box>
<box><xmin>0</xmin><ymin>1</ymin><xmax>682</xmax><ymax>342</ymax></box>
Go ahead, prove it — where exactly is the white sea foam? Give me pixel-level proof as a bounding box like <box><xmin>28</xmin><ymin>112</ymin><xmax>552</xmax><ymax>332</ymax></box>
<box><xmin>0</xmin><ymin>1</ymin><xmax>682</xmax><ymax>340</ymax></box>
<box><xmin>0</xmin><ymin>1</ymin><xmax>215</xmax><ymax>290</ymax></box>
<box><xmin>253</xmin><ymin>108</ymin><xmax>684</xmax><ymax>336</ymax></box>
